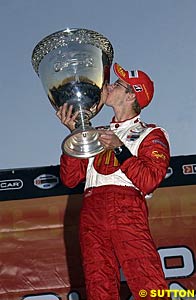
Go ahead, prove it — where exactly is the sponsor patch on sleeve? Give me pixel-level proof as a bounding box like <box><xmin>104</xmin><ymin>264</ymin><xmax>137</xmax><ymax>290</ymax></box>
<box><xmin>152</xmin><ymin>139</ymin><xmax>168</xmax><ymax>148</ymax></box>
<box><xmin>151</xmin><ymin>150</ymin><xmax>166</xmax><ymax>160</ymax></box>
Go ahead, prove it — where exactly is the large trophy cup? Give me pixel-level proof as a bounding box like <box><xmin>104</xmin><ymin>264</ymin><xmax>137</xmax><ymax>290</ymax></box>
<box><xmin>32</xmin><ymin>28</ymin><xmax>113</xmax><ymax>158</ymax></box>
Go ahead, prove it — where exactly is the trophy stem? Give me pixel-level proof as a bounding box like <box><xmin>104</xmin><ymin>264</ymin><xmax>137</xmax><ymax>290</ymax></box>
<box><xmin>75</xmin><ymin>108</ymin><xmax>91</xmax><ymax>130</ymax></box>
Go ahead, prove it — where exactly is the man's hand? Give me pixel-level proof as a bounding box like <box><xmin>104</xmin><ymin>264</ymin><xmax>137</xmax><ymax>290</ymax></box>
<box><xmin>98</xmin><ymin>130</ymin><xmax>123</xmax><ymax>150</ymax></box>
<box><xmin>56</xmin><ymin>103</ymin><xmax>79</xmax><ymax>132</ymax></box>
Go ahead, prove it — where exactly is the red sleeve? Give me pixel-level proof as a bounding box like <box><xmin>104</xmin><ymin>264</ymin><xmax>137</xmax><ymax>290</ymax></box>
<box><xmin>120</xmin><ymin>128</ymin><xmax>170</xmax><ymax>195</ymax></box>
<box><xmin>60</xmin><ymin>154</ymin><xmax>88</xmax><ymax>188</ymax></box>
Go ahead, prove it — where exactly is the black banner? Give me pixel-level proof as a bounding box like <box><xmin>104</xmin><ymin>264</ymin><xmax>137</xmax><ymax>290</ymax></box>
<box><xmin>0</xmin><ymin>155</ymin><xmax>195</xmax><ymax>201</ymax></box>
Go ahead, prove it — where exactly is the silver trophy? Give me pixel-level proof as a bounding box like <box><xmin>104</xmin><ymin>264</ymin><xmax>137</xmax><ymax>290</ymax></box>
<box><xmin>31</xmin><ymin>28</ymin><xmax>113</xmax><ymax>158</ymax></box>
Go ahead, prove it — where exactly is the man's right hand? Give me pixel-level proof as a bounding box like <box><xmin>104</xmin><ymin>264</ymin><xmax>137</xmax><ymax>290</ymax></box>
<box><xmin>56</xmin><ymin>103</ymin><xmax>79</xmax><ymax>132</ymax></box>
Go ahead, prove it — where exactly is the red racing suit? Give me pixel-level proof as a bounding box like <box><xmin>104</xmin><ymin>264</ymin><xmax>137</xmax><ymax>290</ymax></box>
<box><xmin>60</xmin><ymin>115</ymin><xmax>170</xmax><ymax>300</ymax></box>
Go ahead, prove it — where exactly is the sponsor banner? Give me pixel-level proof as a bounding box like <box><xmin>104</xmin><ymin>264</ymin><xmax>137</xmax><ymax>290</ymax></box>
<box><xmin>0</xmin><ymin>165</ymin><xmax>84</xmax><ymax>201</ymax></box>
<box><xmin>0</xmin><ymin>155</ymin><xmax>195</xmax><ymax>202</ymax></box>
<box><xmin>161</xmin><ymin>155</ymin><xmax>196</xmax><ymax>187</ymax></box>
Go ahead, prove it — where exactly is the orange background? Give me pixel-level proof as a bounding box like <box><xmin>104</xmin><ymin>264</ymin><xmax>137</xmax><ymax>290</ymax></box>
<box><xmin>0</xmin><ymin>185</ymin><xmax>195</xmax><ymax>300</ymax></box>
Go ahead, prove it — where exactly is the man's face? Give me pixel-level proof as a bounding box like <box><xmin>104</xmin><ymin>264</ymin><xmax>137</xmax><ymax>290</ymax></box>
<box><xmin>105</xmin><ymin>79</ymin><xmax>132</xmax><ymax>107</ymax></box>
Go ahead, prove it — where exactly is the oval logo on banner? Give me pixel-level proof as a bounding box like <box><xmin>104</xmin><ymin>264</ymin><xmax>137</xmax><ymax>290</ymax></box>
<box><xmin>165</xmin><ymin>167</ymin><xmax>173</xmax><ymax>179</ymax></box>
<box><xmin>0</xmin><ymin>179</ymin><xmax>23</xmax><ymax>191</ymax></box>
<box><xmin>34</xmin><ymin>174</ymin><xmax>59</xmax><ymax>189</ymax></box>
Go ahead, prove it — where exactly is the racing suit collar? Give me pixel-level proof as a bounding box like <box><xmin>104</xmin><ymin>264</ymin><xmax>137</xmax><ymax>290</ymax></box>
<box><xmin>110</xmin><ymin>114</ymin><xmax>140</xmax><ymax>130</ymax></box>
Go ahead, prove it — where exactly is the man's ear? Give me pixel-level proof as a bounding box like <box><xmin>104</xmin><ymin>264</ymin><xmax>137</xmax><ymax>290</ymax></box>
<box><xmin>127</xmin><ymin>92</ymin><xmax>136</xmax><ymax>103</ymax></box>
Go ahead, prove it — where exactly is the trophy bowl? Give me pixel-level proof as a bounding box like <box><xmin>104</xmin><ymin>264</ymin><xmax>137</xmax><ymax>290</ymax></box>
<box><xmin>31</xmin><ymin>28</ymin><xmax>114</xmax><ymax>158</ymax></box>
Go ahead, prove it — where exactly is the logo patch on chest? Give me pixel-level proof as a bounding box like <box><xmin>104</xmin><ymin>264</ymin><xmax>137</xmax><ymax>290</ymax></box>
<box><xmin>93</xmin><ymin>150</ymin><xmax>120</xmax><ymax>175</ymax></box>
<box><xmin>126</xmin><ymin>124</ymin><xmax>146</xmax><ymax>141</ymax></box>
<box><xmin>126</xmin><ymin>133</ymin><xmax>140</xmax><ymax>141</ymax></box>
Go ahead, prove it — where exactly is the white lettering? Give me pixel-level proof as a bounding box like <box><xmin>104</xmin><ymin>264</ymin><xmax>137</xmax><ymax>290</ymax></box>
<box><xmin>158</xmin><ymin>246</ymin><xmax>195</xmax><ymax>278</ymax></box>
<box><xmin>0</xmin><ymin>179</ymin><xmax>23</xmax><ymax>190</ymax></box>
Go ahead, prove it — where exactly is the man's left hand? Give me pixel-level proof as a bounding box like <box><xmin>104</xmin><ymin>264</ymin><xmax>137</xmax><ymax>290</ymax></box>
<box><xmin>98</xmin><ymin>130</ymin><xmax>123</xmax><ymax>150</ymax></box>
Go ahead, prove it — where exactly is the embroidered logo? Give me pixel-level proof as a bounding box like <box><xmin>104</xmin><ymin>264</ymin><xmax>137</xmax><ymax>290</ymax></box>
<box><xmin>93</xmin><ymin>150</ymin><xmax>120</xmax><ymax>175</ymax></box>
<box><xmin>116</xmin><ymin>64</ymin><xmax>126</xmax><ymax>78</ymax></box>
<box><xmin>133</xmin><ymin>84</ymin><xmax>143</xmax><ymax>92</ymax></box>
<box><xmin>151</xmin><ymin>150</ymin><xmax>166</xmax><ymax>160</ymax></box>
<box><xmin>128</xmin><ymin>70</ymin><xmax>138</xmax><ymax>78</ymax></box>
<box><xmin>152</xmin><ymin>139</ymin><xmax>168</xmax><ymax>149</ymax></box>
<box><xmin>126</xmin><ymin>134</ymin><xmax>140</xmax><ymax>141</ymax></box>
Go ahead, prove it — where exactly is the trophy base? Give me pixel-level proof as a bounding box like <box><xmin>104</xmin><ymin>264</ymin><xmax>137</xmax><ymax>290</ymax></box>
<box><xmin>62</xmin><ymin>127</ymin><xmax>104</xmax><ymax>158</ymax></box>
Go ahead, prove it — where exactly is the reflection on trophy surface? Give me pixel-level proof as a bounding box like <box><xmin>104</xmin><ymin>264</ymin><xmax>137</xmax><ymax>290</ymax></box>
<box><xmin>31</xmin><ymin>28</ymin><xmax>114</xmax><ymax>158</ymax></box>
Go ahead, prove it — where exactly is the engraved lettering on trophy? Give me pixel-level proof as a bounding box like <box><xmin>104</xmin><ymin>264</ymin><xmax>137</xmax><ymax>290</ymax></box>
<box><xmin>54</xmin><ymin>53</ymin><xmax>94</xmax><ymax>72</ymax></box>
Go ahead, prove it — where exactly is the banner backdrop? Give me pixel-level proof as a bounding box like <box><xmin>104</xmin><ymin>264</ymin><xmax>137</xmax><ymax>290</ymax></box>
<box><xmin>0</xmin><ymin>155</ymin><xmax>195</xmax><ymax>300</ymax></box>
